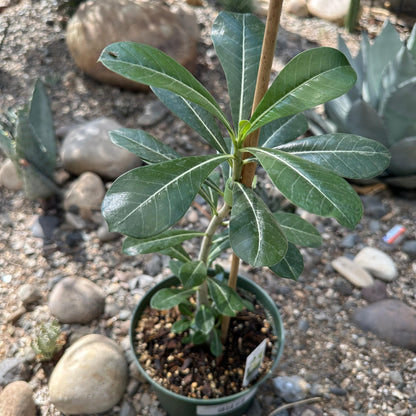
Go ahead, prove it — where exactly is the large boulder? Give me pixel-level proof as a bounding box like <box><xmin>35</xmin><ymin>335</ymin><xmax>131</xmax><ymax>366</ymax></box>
<box><xmin>49</xmin><ymin>334</ymin><xmax>128</xmax><ymax>414</ymax></box>
<box><xmin>66</xmin><ymin>0</ymin><xmax>199</xmax><ymax>90</ymax></box>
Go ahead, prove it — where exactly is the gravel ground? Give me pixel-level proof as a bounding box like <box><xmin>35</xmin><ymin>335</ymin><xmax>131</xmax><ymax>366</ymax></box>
<box><xmin>0</xmin><ymin>1</ymin><xmax>415</xmax><ymax>415</ymax></box>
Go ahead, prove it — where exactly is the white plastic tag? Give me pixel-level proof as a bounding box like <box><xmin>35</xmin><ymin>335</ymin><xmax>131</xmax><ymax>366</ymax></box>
<box><xmin>242</xmin><ymin>338</ymin><xmax>268</xmax><ymax>387</ymax></box>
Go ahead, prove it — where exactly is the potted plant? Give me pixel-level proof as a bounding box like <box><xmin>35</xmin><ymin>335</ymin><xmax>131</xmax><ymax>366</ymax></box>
<box><xmin>98</xmin><ymin>1</ymin><xmax>390</xmax><ymax>415</ymax></box>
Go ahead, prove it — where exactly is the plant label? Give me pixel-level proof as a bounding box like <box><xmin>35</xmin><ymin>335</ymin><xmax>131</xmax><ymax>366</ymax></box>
<box><xmin>242</xmin><ymin>338</ymin><xmax>268</xmax><ymax>387</ymax></box>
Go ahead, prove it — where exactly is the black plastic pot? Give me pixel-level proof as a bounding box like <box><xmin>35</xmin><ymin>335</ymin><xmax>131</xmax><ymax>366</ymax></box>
<box><xmin>130</xmin><ymin>274</ymin><xmax>284</xmax><ymax>416</ymax></box>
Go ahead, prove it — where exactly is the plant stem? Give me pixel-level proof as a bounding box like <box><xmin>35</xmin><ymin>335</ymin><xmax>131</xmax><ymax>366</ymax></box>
<box><xmin>221</xmin><ymin>0</ymin><xmax>283</xmax><ymax>343</ymax></box>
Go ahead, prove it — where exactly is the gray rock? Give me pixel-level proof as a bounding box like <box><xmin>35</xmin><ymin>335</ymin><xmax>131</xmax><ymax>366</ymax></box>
<box><xmin>137</xmin><ymin>100</ymin><xmax>169</xmax><ymax>127</ymax></box>
<box><xmin>66</xmin><ymin>0</ymin><xmax>199</xmax><ymax>91</ymax></box>
<box><xmin>30</xmin><ymin>215</ymin><xmax>59</xmax><ymax>240</ymax></box>
<box><xmin>97</xmin><ymin>222</ymin><xmax>121</xmax><ymax>242</ymax></box>
<box><xmin>17</xmin><ymin>284</ymin><xmax>42</xmax><ymax>306</ymax></box>
<box><xmin>120</xmin><ymin>400</ymin><xmax>136</xmax><ymax>416</ymax></box>
<box><xmin>0</xmin><ymin>381</ymin><xmax>36</xmax><ymax>416</ymax></box>
<box><xmin>353</xmin><ymin>299</ymin><xmax>416</xmax><ymax>352</ymax></box>
<box><xmin>144</xmin><ymin>254</ymin><xmax>163</xmax><ymax>276</ymax></box>
<box><xmin>49</xmin><ymin>276</ymin><xmax>105</xmax><ymax>324</ymax></box>
<box><xmin>292</xmin><ymin>405</ymin><xmax>323</xmax><ymax>416</ymax></box>
<box><xmin>354</xmin><ymin>247</ymin><xmax>397</xmax><ymax>281</ymax></box>
<box><xmin>60</xmin><ymin>118</ymin><xmax>140</xmax><ymax>179</ymax></box>
<box><xmin>331</xmin><ymin>256</ymin><xmax>374</xmax><ymax>288</ymax></box>
<box><xmin>63</xmin><ymin>172</ymin><xmax>105</xmax><ymax>213</ymax></box>
<box><xmin>361</xmin><ymin>195</ymin><xmax>389</xmax><ymax>219</ymax></box>
<box><xmin>341</xmin><ymin>233</ymin><xmax>359</xmax><ymax>248</ymax></box>
<box><xmin>361</xmin><ymin>280</ymin><xmax>388</xmax><ymax>303</ymax></box>
<box><xmin>273</xmin><ymin>375</ymin><xmax>310</xmax><ymax>402</ymax></box>
<box><xmin>389</xmin><ymin>370</ymin><xmax>403</xmax><ymax>385</ymax></box>
<box><xmin>307</xmin><ymin>0</ymin><xmax>350</xmax><ymax>24</ymax></box>
<box><xmin>0</xmin><ymin>358</ymin><xmax>30</xmax><ymax>386</ymax></box>
<box><xmin>0</xmin><ymin>159</ymin><xmax>23</xmax><ymax>191</ymax></box>
<box><xmin>333</xmin><ymin>277</ymin><xmax>353</xmax><ymax>296</ymax></box>
<box><xmin>402</xmin><ymin>240</ymin><xmax>416</xmax><ymax>258</ymax></box>
<box><xmin>49</xmin><ymin>334</ymin><xmax>128</xmax><ymax>414</ymax></box>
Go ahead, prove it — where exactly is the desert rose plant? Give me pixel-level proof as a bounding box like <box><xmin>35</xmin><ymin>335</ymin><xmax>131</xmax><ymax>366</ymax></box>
<box><xmin>99</xmin><ymin>10</ymin><xmax>390</xmax><ymax>358</ymax></box>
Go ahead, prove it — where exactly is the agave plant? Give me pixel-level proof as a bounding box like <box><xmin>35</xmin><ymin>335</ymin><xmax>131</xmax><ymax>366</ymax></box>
<box><xmin>308</xmin><ymin>21</ymin><xmax>416</xmax><ymax>190</ymax></box>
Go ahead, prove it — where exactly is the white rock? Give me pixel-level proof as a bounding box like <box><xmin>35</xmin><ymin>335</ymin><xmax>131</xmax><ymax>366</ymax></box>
<box><xmin>0</xmin><ymin>381</ymin><xmax>36</xmax><ymax>416</ymax></box>
<box><xmin>63</xmin><ymin>172</ymin><xmax>105</xmax><ymax>212</ymax></box>
<box><xmin>331</xmin><ymin>256</ymin><xmax>374</xmax><ymax>288</ymax></box>
<box><xmin>49</xmin><ymin>334</ymin><xmax>128</xmax><ymax>414</ymax></box>
<box><xmin>17</xmin><ymin>284</ymin><xmax>42</xmax><ymax>306</ymax></box>
<box><xmin>49</xmin><ymin>276</ymin><xmax>105</xmax><ymax>324</ymax></box>
<box><xmin>354</xmin><ymin>247</ymin><xmax>398</xmax><ymax>282</ymax></box>
<box><xmin>60</xmin><ymin>117</ymin><xmax>140</xmax><ymax>179</ymax></box>
<box><xmin>286</xmin><ymin>0</ymin><xmax>309</xmax><ymax>17</ymax></box>
<box><xmin>307</xmin><ymin>0</ymin><xmax>350</xmax><ymax>24</ymax></box>
<box><xmin>0</xmin><ymin>159</ymin><xmax>23</xmax><ymax>191</ymax></box>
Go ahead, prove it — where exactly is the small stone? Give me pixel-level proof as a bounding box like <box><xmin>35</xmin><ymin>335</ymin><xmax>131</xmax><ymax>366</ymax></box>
<box><xmin>17</xmin><ymin>284</ymin><xmax>42</xmax><ymax>306</ymax></box>
<box><xmin>6</xmin><ymin>306</ymin><xmax>27</xmax><ymax>324</ymax></box>
<box><xmin>356</xmin><ymin>336</ymin><xmax>367</xmax><ymax>347</ymax></box>
<box><xmin>333</xmin><ymin>277</ymin><xmax>353</xmax><ymax>296</ymax></box>
<box><xmin>120</xmin><ymin>399</ymin><xmax>136</xmax><ymax>416</ymax></box>
<box><xmin>389</xmin><ymin>370</ymin><xmax>403</xmax><ymax>385</ymax></box>
<box><xmin>273</xmin><ymin>375</ymin><xmax>310</xmax><ymax>402</ymax></box>
<box><xmin>298</xmin><ymin>319</ymin><xmax>309</xmax><ymax>332</ymax></box>
<box><xmin>0</xmin><ymin>381</ymin><xmax>36</xmax><ymax>416</ymax></box>
<box><xmin>307</xmin><ymin>0</ymin><xmax>350</xmax><ymax>24</ymax></box>
<box><xmin>331</xmin><ymin>256</ymin><xmax>374</xmax><ymax>288</ymax></box>
<box><xmin>60</xmin><ymin>118</ymin><xmax>140</xmax><ymax>179</ymax></box>
<box><xmin>0</xmin><ymin>358</ymin><xmax>30</xmax><ymax>386</ymax></box>
<box><xmin>341</xmin><ymin>234</ymin><xmax>359</xmax><ymax>248</ymax></box>
<box><xmin>402</xmin><ymin>240</ymin><xmax>416</xmax><ymax>258</ymax></box>
<box><xmin>49</xmin><ymin>334</ymin><xmax>128</xmax><ymax>414</ymax></box>
<box><xmin>361</xmin><ymin>280</ymin><xmax>388</xmax><ymax>303</ymax></box>
<box><xmin>0</xmin><ymin>159</ymin><xmax>23</xmax><ymax>191</ymax></box>
<box><xmin>353</xmin><ymin>299</ymin><xmax>416</xmax><ymax>352</ymax></box>
<box><xmin>144</xmin><ymin>254</ymin><xmax>163</xmax><ymax>276</ymax></box>
<box><xmin>354</xmin><ymin>247</ymin><xmax>397</xmax><ymax>281</ymax></box>
<box><xmin>292</xmin><ymin>405</ymin><xmax>323</xmax><ymax>416</ymax></box>
<box><xmin>63</xmin><ymin>172</ymin><xmax>106</xmax><ymax>213</ymax></box>
<box><xmin>137</xmin><ymin>100</ymin><xmax>169</xmax><ymax>127</ymax></box>
<box><xmin>49</xmin><ymin>276</ymin><xmax>105</xmax><ymax>324</ymax></box>
<box><xmin>30</xmin><ymin>215</ymin><xmax>59</xmax><ymax>240</ymax></box>
<box><xmin>361</xmin><ymin>195</ymin><xmax>389</xmax><ymax>219</ymax></box>
<box><xmin>286</xmin><ymin>0</ymin><xmax>309</xmax><ymax>17</ymax></box>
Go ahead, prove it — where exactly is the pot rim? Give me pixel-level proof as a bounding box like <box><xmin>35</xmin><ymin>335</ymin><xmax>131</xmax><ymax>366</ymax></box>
<box><xmin>129</xmin><ymin>273</ymin><xmax>285</xmax><ymax>405</ymax></box>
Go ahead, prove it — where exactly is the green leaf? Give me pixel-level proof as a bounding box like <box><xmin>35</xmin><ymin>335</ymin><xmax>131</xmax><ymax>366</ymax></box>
<box><xmin>194</xmin><ymin>305</ymin><xmax>215</xmax><ymax>334</ymax></box>
<box><xmin>161</xmin><ymin>246</ymin><xmax>191</xmax><ymax>263</ymax></box>
<box><xmin>152</xmin><ymin>88</ymin><xmax>230</xmax><ymax>154</ymax></box>
<box><xmin>172</xmin><ymin>318</ymin><xmax>192</xmax><ymax>333</ymax></box>
<box><xmin>169</xmin><ymin>260</ymin><xmax>183</xmax><ymax>277</ymax></box>
<box><xmin>212</xmin><ymin>12</ymin><xmax>264</xmax><ymax>128</ymax></box>
<box><xmin>230</xmin><ymin>182</ymin><xmax>287</xmax><ymax>267</ymax></box>
<box><xmin>123</xmin><ymin>230</ymin><xmax>205</xmax><ymax>256</ymax></box>
<box><xmin>210</xmin><ymin>329</ymin><xmax>223</xmax><ymax>357</ymax></box>
<box><xmin>246</xmin><ymin>147</ymin><xmax>363</xmax><ymax>229</ymax></box>
<box><xmin>249</xmin><ymin>47</ymin><xmax>357</xmax><ymax>133</ymax></box>
<box><xmin>178</xmin><ymin>261</ymin><xmax>207</xmax><ymax>288</ymax></box>
<box><xmin>179</xmin><ymin>302</ymin><xmax>194</xmax><ymax>317</ymax></box>
<box><xmin>278</xmin><ymin>133</ymin><xmax>391</xmax><ymax>179</ymax></box>
<box><xmin>337</xmin><ymin>34</ymin><xmax>363</xmax><ymax>95</ymax></box>
<box><xmin>99</xmin><ymin>42</ymin><xmax>232</xmax><ymax>132</ymax></box>
<box><xmin>208</xmin><ymin>230</ymin><xmax>231</xmax><ymax>265</ymax></box>
<box><xmin>151</xmin><ymin>287</ymin><xmax>196</xmax><ymax>310</ymax></box>
<box><xmin>273</xmin><ymin>212</ymin><xmax>322</xmax><ymax>247</ymax></box>
<box><xmin>258</xmin><ymin>113</ymin><xmax>308</xmax><ymax>148</ymax></box>
<box><xmin>269</xmin><ymin>242</ymin><xmax>304</xmax><ymax>281</ymax></box>
<box><xmin>191</xmin><ymin>331</ymin><xmax>208</xmax><ymax>345</ymax></box>
<box><xmin>207</xmin><ymin>278</ymin><xmax>245</xmax><ymax>317</ymax></box>
<box><xmin>102</xmin><ymin>154</ymin><xmax>229</xmax><ymax>238</ymax></box>
<box><xmin>109</xmin><ymin>128</ymin><xmax>179</xmax><ymax>163</ymax></box>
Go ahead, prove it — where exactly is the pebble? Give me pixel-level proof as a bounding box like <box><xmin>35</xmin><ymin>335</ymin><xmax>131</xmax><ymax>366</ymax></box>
<box><xmin>137</xmin><ymin>100</ymin><xmax>169</xmax><ymax>127</ymax></box>
<box><xmin>402</xmin><ymin>240</ymin><xmax>416</xmax><ymax>258</ymax></box>
<box><xmin>354</xmin><ymin>247</ymin><xmax>398</xmax><ymax>282</ymax></box>
<box><xmin>0</xmin><ymin>159</ymin><xmax>23</xmax><ymax>191</ymax></box>
<box><xmin>120</xmin><ymin>399</ymin><xmax>136</xmax><ymax>416</ymax></box>
<box><xmin>17</xmin><ymin>284</ymin><xmax>42</xmax><ymax>306</ymax></box>
<box><xmin>48</xmin><ymin>276</ymin><xmax>105</xmax><ymax>324</ymax></box>
<box><xmin>353</xmin><ymin>299</ymin><xmax>416</xmax><ymax>352</ymax></box>
<box><xmin>273</xmin><ymin>375</ymin><xmax>311</xmax><ymax>402</ymax></box>
<box><xmin>331</xmin><ymin>256</ymin><xmax>374</xmax><ymax>288</ymax></box>
<box><xmin>49</xmin><ymin>334</ymin><xmax>128</xmax><ymax>414</ymax></box>
<box><xmin>60</xmin><ymin>117</ymin><xmax>141</xmax><ymax>179</ymax></box>
<box><xmin>361</xmin><ymin>280</ymin><xmax>388</xmax><ymax>303</ymax></box>
<box><xmin>30</xmin><ymin>215</ymin><xmax>59</xmax><ymax>240</ymax></box>
<box><xmin>144</xmin><ymin>254</ymin><xmax>163</xmax><ymax>276</ymax></box>
<box><xmin>340</xmin><ymin>233</ymin><xmax>359</xmax><ymax>248</ymax></box>
<box><xmin>0</xmin><ymin>381</ymin><xmax>36</xmax><ymax>416</ymax></box>
<box><xmin>292</xmin><ymin>405</ymin><xmax>323</xmax><ymax>416</ymax></box>
<box><xmin>333</xmin><ymin>277</ymin><xmax>353</xmax><ymax>296</ymax></box>
<box><xmin>361</xmin><ymin>195</ymin><xmax>389</xmax><ymax>219</ymax></box>
<box><xmin>389</xmin><ymin>370</ymin><xmax>404</xmax><ymax>385</ymax></box>
<box><xmin>0</xmin><ymin>358</ymin><xmax>30</xmax><ymax>386</ymax></box>
<box><xmin>307</xmin><ymin>0</ymin><xmax>350</xmax><ymax>24</ymax></box>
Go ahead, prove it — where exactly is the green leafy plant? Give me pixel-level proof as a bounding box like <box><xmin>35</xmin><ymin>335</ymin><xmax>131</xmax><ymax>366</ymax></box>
<box><xmin>308</xmin><ymin>21</ymin><xmax>416</xmax><ymax>190</ymax></box>
<box><xmin>31</xmin><ymin>320</ymin><xmax>65</xmax><ymax>361</ymax></box>
<box><xmin>99</xmin><ymin>11</ymin><xmax>389</xmax><ymax>357</ymax></box>
<box><xmin>0</xmin><ymin>80</ymin><xmax>58</xmax><ymax>200</ymax></box>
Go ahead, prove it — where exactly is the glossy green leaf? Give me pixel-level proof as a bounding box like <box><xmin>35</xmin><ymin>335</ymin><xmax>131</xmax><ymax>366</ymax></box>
<box><xmin>246</xmin><ymin>147</ymin><xmax>363</xmax><ymax>229</ymax></box>
<box><xmin>179</xmin><ymin>261</ymin><xmax>207</xmax><ymax>288</ymax></box>
<box><xmin>99</xmin><ymin>42</ymin><xmax>232</xmax><ymax>132</ymax></box>
<box><xmin>212</xmin><ymin>12</ymin><xmax>264</xmax><ymax>128</ymax></box>
<box><xmin>102</xmin><ymin>154</ymin><xmax>229</xmax><ymax>238</ymax></box>
<box><xmin>210</xmin><ymin>329</ymin><xmax>223</xmax><ymax>357</ymax></box>
<box><xmin>169</xmin><ymin>260</ymin><xmax>183</xmax><ymax>278</ymax></box>
<box><xmin>249</xmin><ymin>48</ymin><xmax>357</xmax><ymax>133</ymax></box>
<box><xmin>109</xmin><ymin>128</ymin><xmax>179</xmax><ymax>163</ymax></box>
<box><xmin>179</xmin><ymin>302</ymin><xmax>194</xmax><ymax>317</ymax></box>
<box><xmin>161</xmin><ymin>246</ymin><xmax>191</xmax><ymax>263</ymax></box>
<box><xmin>269</xmin><ymin>242</ymin><xmax>304</xmax><ymax>281</ymax></box>
<box><xmin>278</xmin><ymin>133</ymin><xmax>390</xmax><ymax>179</ymax></box>
<box><xmin>207</xmin><ymin>278</ymin><xmax>245</xmax><ymax>317</ymax></box>
<box><xmin>230</xmin><ymin>182</ymin><xmax>287</xmax><ymax>267</ymax></box>
<box><xmin>258</xmin><ymin>113</ymin><xmax>308</xmax><ymax>148</ymax></box>
<box><xmin>194</xmin><ymin>305</ymin><xmax>215</xmax><ymax>334</ymax></box>
<box><xmin>191</xmin><ymin>331</ymin><xmax>208</xmax><ymax>345</ymax></box>
<box><xmin>152</xmin><ymin>88</ymin><xmax>230</xmax><ymax>154</ymax></box>
<box><xmin>151</xmin><ymin>287</ymin><xmax>196</xmax><ymax>310</ymax></box>
<box><xmin>172</xmin><ymin>318</ymin><xmax>192</xmax><ymax>333</ymax></box>
<box><xmin>273</xmin><ymin>212</ymin><xmax>322</xmax><ymax>247</ymax></box>
<box><xmin>122</xmin><ymin>230</ymin><xmax>205</xmax><ymax>256</ymax></box>
<box><xmin>208</xmin><ymin>230</ymin><xmax>231</xmax><ymax>265</ymax></box>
